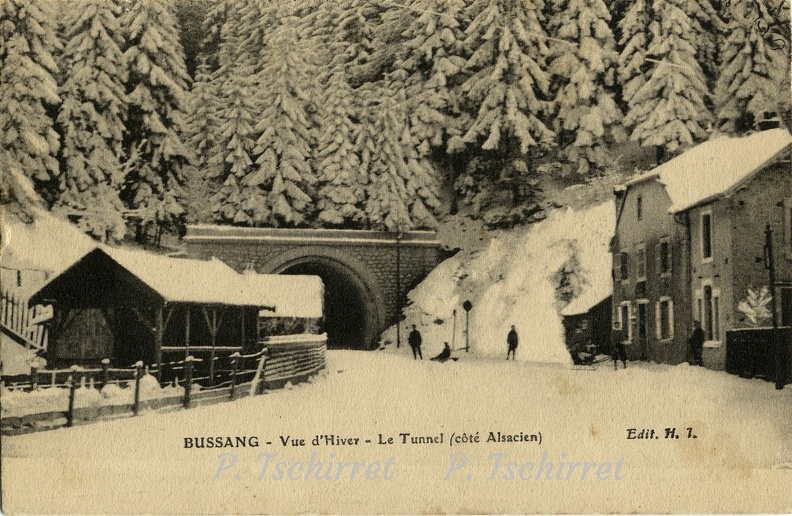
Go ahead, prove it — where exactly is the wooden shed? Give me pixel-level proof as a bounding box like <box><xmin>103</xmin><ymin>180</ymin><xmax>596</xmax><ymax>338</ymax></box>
<box><xmin>29</xmin><ymin>247</ymin><xmax>321</xmax><ymax>373</ymax></box>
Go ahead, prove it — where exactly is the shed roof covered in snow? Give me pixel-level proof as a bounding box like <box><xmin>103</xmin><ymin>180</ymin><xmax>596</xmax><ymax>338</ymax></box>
<box><xmin>622</xmin><ymin>129</ymin><xmax>792</xmax><ymax>213</ymax></box>
<box><xmin>253</xmin><ymin>273</ymin><xmax>324</xmax><ymax>319</ymax></box>
<box><xmin>29</xmin><ymin>247</ymin><xmax>321</xmax><ymax>312</ymax></box>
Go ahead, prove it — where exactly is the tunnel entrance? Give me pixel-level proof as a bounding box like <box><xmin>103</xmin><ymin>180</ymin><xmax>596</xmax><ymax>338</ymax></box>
<box><xmin>278</xmin><ymin>259</ymin><xmax>374</xmax><ymax>350</ymax></box>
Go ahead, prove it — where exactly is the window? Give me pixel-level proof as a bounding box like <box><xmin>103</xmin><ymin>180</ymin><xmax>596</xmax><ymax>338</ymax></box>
<box><xmin>701</xmin><ymin>211</ymin><xmax>713</xmax><ymax>261</ymax></box>
<box><xmin>636</xmin><ymin>244</ymin><xmax>646</xmax><ymax>280</ymax></box>
<box><xmin>637</xmin><ymin>195</ymin><xmax>643</xmax><ymax>220</ymax></box>
<box><xmin>697</xmin><ymin>283</ymin><xmax>721</xmax><ymax>344</ymax></box>
<box><xmin>619</xmin><ymin>302</ymin><xmax>632</xmax><ymax>343</ymax></box>
<box><xmin>657</xmin><ymin>238</ymin><xmax>672</xmax><ymax>275</ymax></box>
<box><xmin>620</xmin><ymin>250</ymin><xmax>630</xmax><ymax>281</ymax></box>
<box><xmin>655</xmin><ymin>297</ymin><xmax>674</xmax><ymax>340</ymax></box>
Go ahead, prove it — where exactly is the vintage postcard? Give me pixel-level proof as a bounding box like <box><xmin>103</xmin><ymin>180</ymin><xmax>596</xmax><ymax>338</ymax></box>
<box><xmin>2</xmin><ymin>0</ymin><xmax>792</xmax><ymax>514</ymax></box>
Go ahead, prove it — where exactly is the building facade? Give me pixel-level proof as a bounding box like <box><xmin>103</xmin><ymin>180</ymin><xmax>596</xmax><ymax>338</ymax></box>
<box><xmin>612</xmin><ymin>129</ymin><xmax>792</xmax><ymax>369</ymax></box>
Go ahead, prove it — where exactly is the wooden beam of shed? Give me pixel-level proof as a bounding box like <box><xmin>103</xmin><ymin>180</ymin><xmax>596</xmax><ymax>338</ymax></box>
<box><xmin>131</xmin><ymin>307</ymin><xmax>154</xmax><ymax>333</ymax></box>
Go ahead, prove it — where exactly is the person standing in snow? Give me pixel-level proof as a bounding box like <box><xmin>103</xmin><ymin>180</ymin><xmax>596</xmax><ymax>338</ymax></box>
<box><xmin>611</xmin><ymin>321</ymin><xmax>627</xmax><ymax>369</ymax></box>
<box><xmin>687</xmin><ymin>320</ymin><xmax>705</xmax><ymax>366</ymax></box>
<box><xmin>408</xmin><ymin>324</ymin><xmax>423</xmax><ymax>360</ymax></box>
<box><xmin>506</xmin><ymin>325</ymin><xmax>518</xmax><ymax>360</ymax></box>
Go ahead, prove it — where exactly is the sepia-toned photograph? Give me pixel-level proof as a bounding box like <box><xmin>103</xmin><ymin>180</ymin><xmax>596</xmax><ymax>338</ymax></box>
<box><xmin>1</xmin><ymin>0</ymin><xmax>791</xmax><ymax>513</ymax></box>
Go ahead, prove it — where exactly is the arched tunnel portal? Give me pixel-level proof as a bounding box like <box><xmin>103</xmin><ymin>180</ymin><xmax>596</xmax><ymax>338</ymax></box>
<box><xmin>273</xmin><ymin>256</ymin><xmax>380</xmax><ymax>350</ymax></box>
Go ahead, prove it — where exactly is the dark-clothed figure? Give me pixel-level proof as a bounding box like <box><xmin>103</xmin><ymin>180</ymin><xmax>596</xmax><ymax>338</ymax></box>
<box><xmin>687</xmin><ymin>320</ymin><xmax>705</xmax><ymax>366</ymax></box>
<box><xmin>431</xmin><ymin>342</ymin><xmax>452</xmax><ymax>362</ymax></box>
<box><xmin>507</xmin><ymin>325</ymin><xmax>518</xmax><ymax>360</ymax></box>
<box><xmin>408</xmin><ymin>324</ymin><xmax>423</xmax><ymax>360</ymax></box>
<box><xmin>611</xmin><ymin>321</ymin><xmax>627</xmax><ymax>369</ymax></box>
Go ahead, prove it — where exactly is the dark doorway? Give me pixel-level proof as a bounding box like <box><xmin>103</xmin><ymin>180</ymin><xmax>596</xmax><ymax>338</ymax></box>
<box><xmin>279</xmin><ymin>261</ymin><xmax>370</xmax><ymax>349</ymax></box>
<box><xmin>781</xmin><ymin>287</ymin><xmax>792</xmax><ymax>327</ymax></box>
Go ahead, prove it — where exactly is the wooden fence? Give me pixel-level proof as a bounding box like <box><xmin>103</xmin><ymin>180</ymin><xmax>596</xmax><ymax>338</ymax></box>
<box><xmin>1</xmin><ymin>291</ymin><xmax>49</xmax><ymax>350</ymax></box>
<box><xmin>1</xmin><ymin>334</ymin><xmax>327</xmax><ymax>435</ymax></box>
<box><xmin>725</xmin><ymin>327</ymin><xmax>791</xmax><ymax>386</ymax></box>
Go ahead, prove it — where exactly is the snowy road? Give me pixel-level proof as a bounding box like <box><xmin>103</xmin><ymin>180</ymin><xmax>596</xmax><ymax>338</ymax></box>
<box><xmin>3</xmin><ymin>350</ymin><xmax>792</xmax><ymax>514</ymax></box>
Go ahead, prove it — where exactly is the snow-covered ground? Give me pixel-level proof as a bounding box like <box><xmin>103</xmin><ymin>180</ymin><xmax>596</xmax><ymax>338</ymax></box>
<box><xmin>3</xmin><ymin>351</ymin><xmax>791</xmax><ymax>514</ymax></box>
<box><xmin>381</xmin><ymin>202</ymin><xmax>614</xmax><ymax>364</ymax></box>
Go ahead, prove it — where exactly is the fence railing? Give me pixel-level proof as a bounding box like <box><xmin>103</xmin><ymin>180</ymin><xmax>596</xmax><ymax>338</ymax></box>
<box><xmin>1</xmin><ymin>291</ymin><xmax>49</xmax><ymax>350</ymax></box>
<box><xmin>725</xmin><ymin>327</ymin><xmax>791</xmax><ymax>385</ymax></box>
<box><xmin>1</xmin><ymin>333</ymin><xmax>327</xmax><ymax>435</ymax></box>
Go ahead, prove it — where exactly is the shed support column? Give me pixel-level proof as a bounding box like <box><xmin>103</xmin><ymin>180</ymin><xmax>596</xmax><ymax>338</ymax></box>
<box><xmin>155</xmin><ymin>307</ymin><xmax>164</xmax><ymax>381</ymax></box>
<box><xmin>185</xmin><ymin>306</ymin><xmax>191</xmax><ymax>361</ymax></box>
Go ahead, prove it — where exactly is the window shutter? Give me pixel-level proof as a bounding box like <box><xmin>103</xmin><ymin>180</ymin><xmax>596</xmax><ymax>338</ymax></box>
<box><xmin>655</xmin><ymin>243</ymin><xmax>661</xmax><ymax>276</ymax></box>
<box><xmin>614</xmin><ymin>252</ymin><xmax>621</xmax><ymax>275</ymax></box>
<box><xmin>669</xmin><ymin>300</ymin><xmax>674</xmax><ymax>339</ymax></box>
<box><xmin>655</xmin><ymin>301</ymin><xmax>661</xmax><ymax>340</ymax></box>
<box><xmin>668</xmin><ymin>242</ymin><xmax>673</xmax><ymax>273</ymax></box>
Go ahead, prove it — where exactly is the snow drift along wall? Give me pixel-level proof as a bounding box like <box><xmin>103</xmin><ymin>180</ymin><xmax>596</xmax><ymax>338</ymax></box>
<box><xmin>383</xmin><ymin>202</ymin><xmax>615</xmax><ymax>364</ymax></box>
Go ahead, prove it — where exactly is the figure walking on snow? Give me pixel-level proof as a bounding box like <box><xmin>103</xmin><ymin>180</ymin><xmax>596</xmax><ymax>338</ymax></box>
<box><xmin>408</xmin><ymin>324</ymin><xmax>423</xmax><ymax>360</ymax></box>
<box><xmin>611</xmin><ymin>321</ymin><xmax>627</xmax><ymax>369</ymax></box>
<box><xmin>507</xmin><ymin>325</ymin><xmax>518</xmax><ymax>360</ymax></box>
<box><xmin>687</xmin><ymin>320</ymin><xmax>705</xmax><ymax>366</ymax></box>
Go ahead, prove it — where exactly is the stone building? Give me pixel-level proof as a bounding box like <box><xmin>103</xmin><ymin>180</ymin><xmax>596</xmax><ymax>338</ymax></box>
<box><xmin>611</xmin><ymin>129</ymin><xmax>792</xmax><ymax>369</ymax></box>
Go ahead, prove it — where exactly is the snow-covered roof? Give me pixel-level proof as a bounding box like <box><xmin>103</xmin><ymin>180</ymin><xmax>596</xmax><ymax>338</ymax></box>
<box><xmin>621</xmin><ymin>129</ymin><xmax>792</xmax><ymax>213</ymax></box>
<box><xmin>31</xmin><ymin>247</ymin><xmax>324</xmax><ymax>312</ymax></box>
<box><xmin>103</xmin><ymin>247</ymin><xmax>276</xmax><ymax>307</ymax></box>
<box><xmin>249</xmin><ymin>273</ymin><xmax>324</xmax><ymax>318</ymax></box>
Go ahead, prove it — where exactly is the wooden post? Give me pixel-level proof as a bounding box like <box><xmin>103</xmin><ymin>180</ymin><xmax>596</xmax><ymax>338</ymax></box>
<box><xmin>184</xmin><ymin>305</ymin><xmax>191</xmax><ymax>361</ymax></box>
<box><xmin>241</xmin><ymin>308</ymin><xmax>246</xmax><ymax>350</ymax></box>
<box><xmin>249</xmin><ymin>349</ymin><xmax>267</xmax><ymax>397</ymax></box>
<box><xmin>66</xmin><ymin>371</ymin><xmax>78</xmax><ymax>428</ymax></box>
<box><xmin>30</xmin><ymin>365</ymin><xmax>39</xmax><ymax>390</ymax></box>
<box><xmin>155</xmin><ymin>306</ymin><xmax>164</xmax><ymax>382</ymax></box>
<box><xmin>183</xmin><ymin>356</ymin><xmax>193</xmax><ymax>409</ymax></box>
<box><xmin>133</xmin><ymin>361</ymin><xmax>143</xmax><ymax>416</ymax></box>
<box><xmin>230</xmin><ymin>352</ymin><xmax>240</xmax><ymax>400</ymax></box>
<box><xmin>451</xmin><ymin>309</ymin><xmax>457</xmax><ymax>350</ymax></box>
<box><xmin>101</xmin><ymin>358</ymin><xmax>110</xmax><ymax>390</ymax></box>
<box><xmin>199</xmin><ymin>306</ymin><xmax>224</xmax><ymax>387</ymax></box>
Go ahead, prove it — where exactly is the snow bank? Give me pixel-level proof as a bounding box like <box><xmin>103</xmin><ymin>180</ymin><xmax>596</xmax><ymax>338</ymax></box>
<box><xmin>382</xmin><ymin>202</ymin><xmax>615</xmax><ymax>364</ymax></box>
<box><xmin>0</xmin><ymin>336</ymin><xmax>37</xmax><ymax>376</ymax></box>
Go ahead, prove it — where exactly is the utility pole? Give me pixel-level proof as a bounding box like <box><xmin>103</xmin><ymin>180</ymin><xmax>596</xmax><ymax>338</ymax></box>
<box><xmin>395</xmin><ymin>230</ymin><xmax>402</xmax><ymax>348</ymax></box>
<box><xmin>462</xmin><ymin>300</ymin><xmax>473</xmax><ymax>352</ymax></box>
<box><xmin>765</xmin><ymin>225</ymin><xmax>784</xmax><ymax>390</ymax></box>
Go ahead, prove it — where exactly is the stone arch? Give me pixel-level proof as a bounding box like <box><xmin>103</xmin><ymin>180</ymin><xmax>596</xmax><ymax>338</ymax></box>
<box><xmin>257</xmin><ymin>246</ymin><xmax>385</xmax><ymax>350</ymax></box>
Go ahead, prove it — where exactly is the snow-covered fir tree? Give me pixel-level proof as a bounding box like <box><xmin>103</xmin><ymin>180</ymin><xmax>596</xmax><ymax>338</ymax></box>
<box><xmin>460</xmin><ymin>0</ymin><xmax>554</xmax><ymax>154</ymax></box>
<box><xmin>623</xmin><ymin>0</ymin><xmax>713</xmax><ymax>158</ymax></box>
<box><xmin>314</xmin><ymin>71</ymin><xmax>366</xmax><ymax>227</ymax></box>
<box><xmin>357</xmin><ymin>80</ymin><xmax>442</xmax><ymax>230</ymax></box>
<box><xmin>451</xmin><ymin>0</ymin><xmax>554</xmax><ymax>227</ymax></box>
<box><xmin>247</xmin><ymin>18</ymin><xmax>321</xmax><ymax>227</ymax></box>
<box><xmin>120</xmin><ymin>0</ymin><xmax>193</xmax><ymax>239</ymax></box>
<box><xmin>197</xmin><ymin>0</ymin><xmax>231</xmax><ymax>74</ymax></box>
<box><xmin>185</xmin><ymin>61</ymin><xmax>219</xmax><ymax>178</ymax></box>
<box><xmin>0</xmin><ymin>0</ymin><xmax>62</xmax><ymax>194</ymax></box>
<box><xmin>238</xmin><ymin>0</ymin><xmax>280</xmax><ymax>73</ymax></box>
<box><xmin>325</xmin><ymin>0</ymin><xmax>395</xmax><ymax>87</ymax></box>
<box><xmin>206</xmin><ymin>4</ymin><xmax>260</xmax><ymax>225</ymax></box>
<box><xmin>395</xmin><ymin>0</ymin><xmax>469</xmax><ymax>156</ymax></box>
<box><xmin>716</xmin><ymin>0</ymin><xmax>791</xmax><ymax>132</ymax></box>
<box><xmin>617</xmin><ymin>0</ymin><xmax>653</xmax><ymax>119</ymax></box>
<box><xmin>55</xmin><ymin>0</ymin><xmax>128</xmax><ymax>241</ymax></box>
<box><xmin>548</xmin><ymin>0</ymin><xmax>622</xmax><ymax>175</ymax></box>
